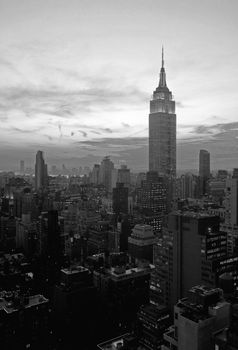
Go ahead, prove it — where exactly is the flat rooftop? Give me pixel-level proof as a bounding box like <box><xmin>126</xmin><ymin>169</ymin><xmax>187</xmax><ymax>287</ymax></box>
<box><xmin>107</xmin><ymin>264</ymin><xmax>155</xmax><ymax>281</ymax></box>
<box><xmin>97</xmin><ymin>333</ymin><xmax>130</xmax><ymax>350</ymax></box>
<box><xmin>0</xmin><ymin>294</ymin><xmax>48</xmax><ymax>314</ymax></box>
<box><xmin>61</xmin><ymin>266</ymin><xmax>88</xmax><ymax>275</ymax></box>
<box><xmin>173</xmin><ymin>210</ymin><xmax>218</xmax><ymax>219</ymax></box>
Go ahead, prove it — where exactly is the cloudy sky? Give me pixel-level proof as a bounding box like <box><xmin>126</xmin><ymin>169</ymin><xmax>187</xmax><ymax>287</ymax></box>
<box><xmin>0</xmin><ymin>0</ymin><xmax>238</xmax><ymax>171</ymax></box>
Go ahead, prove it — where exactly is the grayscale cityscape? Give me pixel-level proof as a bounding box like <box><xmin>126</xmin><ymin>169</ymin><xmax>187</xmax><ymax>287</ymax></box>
<box><xmin>0</xmin><ymin>1</ymin><xmax>238</xmax><ymax>349</ymax></box>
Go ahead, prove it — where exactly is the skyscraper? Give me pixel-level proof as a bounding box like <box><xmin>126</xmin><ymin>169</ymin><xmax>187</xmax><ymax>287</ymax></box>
<box><xmin>199</xmin><ymin>149</ymin><xmax>210</xmax><ymax>196</ymax></box>
<box><xmin>199</xmin><ymin>149</ymin><xmax>210</xmax><ymax>178</ymax></box>
<box><xmin>20</xmin><ymin>160</ymin><xmax>24</xmax><ymax>174</ymax></box>
<box><xmin>137</xmin><ymin>171</ymin><xmax>167</xmax><ymax>234</ymax></box>
<box><xmin>153</xmin><ymin>211</ymin><xmax>221</xmax><ymax>309</ymax></box>
<box><xmin>99</xmin><ymin>156</ymin><xmax>114</xmax><ymax>192</ymax></box>
<box><xmin>112</xmin><ymin>182</ymin><xmax>128</xmax><ymax>216</ymax></box>
<box><xmin>149</xmin><ymin>48</ymin><xmax>176</xmax><ymax>177</ymax></box>
<box><xmin>35</xmin><ymin>150</ymin><xmax>48</xmax><ymax>190</ymax></box>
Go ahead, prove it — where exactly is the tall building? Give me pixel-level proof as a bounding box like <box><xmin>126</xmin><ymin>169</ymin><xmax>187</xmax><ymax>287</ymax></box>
<box><xmin>199</xmin><ymin>150</ymin><xmax>210</xmax><ymax>178</ymax></box>
<box><xmin>35</xmin><ymin>150</ymin><xmax>48</xmax><ymax>190</ymax></box>
<box><xmin>163</xmin><ymin>285</ymin><xmax>230</xmax><ymax>350</ymax></box>
<box><xmin>153</xmin><ymin>211</ymin><xmax>221</xmax><ymax>309</ymax></box>
<box><xmin>199</xmin><ymin>149</ymin><xmax>210</xmax><ymax>196</ymax></box>
<box><xmin>117</xmin><ymin>165</ymin><xmax>130</xmax><ymax>188</ymax></box>
<box><xmin>112</xmin><ymin>182</ymin><xmax>129</xmax><ymax>216</ymax></box>
<box><xmin>137</xmin><ymin>171</ymin><xmax>167</xmax><ymax>234</ymax></box>
<box><xmin>149</xmin><ymin>48</ymin><xmax>176</xmax><ymax>177</ymax></box>
<box><xmin>222</xmin><ymin>173</ymin><xmax>238</xmax><ymax>255</ymax></box>
<box><xmin>91</xmin><ymin>164</ymin><xmax>100</xmax><ymax>185</ymax></box>
<box><xmin>179</xmin><ymin>173</ymin><xmax>198</xmax><ymax>199</ymax></box>
<box><xmin>20</xmin><ymin>160</ymin><xmax>24</xmax><ymax>174</ymax></box>
<box><xmin>99</xmin><ymin>156</ymin><xmax>114</xmax><ymax>192</ymax></box>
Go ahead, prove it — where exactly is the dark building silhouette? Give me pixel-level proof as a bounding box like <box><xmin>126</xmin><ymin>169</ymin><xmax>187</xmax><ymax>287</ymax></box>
<box><xmin>35</xmin><ymin>150</ymin><xmax>48</xmax><ymax>190</ymax></box>
<box><xmin>53</xmin><ymin>266</ymin><xmax>99</xmax><ymax>349</ymax></box>
<box><xmin>112</xmin><ymin>182</ymin><xmax>129</xmax><ymax>216</ymax></box>
<box><xmin>117</xmin><ymin>165</ymin><xmax>130</xmax><ymax>188</ymax></box>
<box><xmin>0</xmin><ymin>290</ymin><xmax>49</xmax><ymax>349</ymax></box>
<box><xmin>199</xmin><ymin>149</ymin><xmax>210</xmax><ymax>196</ymax></box>
<box><xmin>93</xmin><ymin>262</ymin><xmax>153</xmax><ymax>330</ymax></box>
<box><xmin>137</xmin><ymin>304</ymin><xmax>170</xmax><ymax>350</ymax></box>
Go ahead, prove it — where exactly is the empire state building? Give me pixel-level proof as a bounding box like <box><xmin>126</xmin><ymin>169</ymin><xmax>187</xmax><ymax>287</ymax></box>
<box><xmin>149</xmin><ymin>49</ymin><xmax>176</xmax><ymax>177</ymax></box>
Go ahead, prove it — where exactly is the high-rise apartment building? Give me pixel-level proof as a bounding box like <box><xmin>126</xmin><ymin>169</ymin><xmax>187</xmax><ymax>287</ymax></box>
<box><xmin>153</xmin><ymin>211</ymin><xmax>221</xmax><ymax>308</ymax></box>
<box><xmin>149</xmin><ymin>48</ymin><xmax>176</xmax><ymax>177</ymax></box>
<box><xmin>35</xmin><ymin>150</ymin><xmax>48</xmax><ymax>190</ymax></box>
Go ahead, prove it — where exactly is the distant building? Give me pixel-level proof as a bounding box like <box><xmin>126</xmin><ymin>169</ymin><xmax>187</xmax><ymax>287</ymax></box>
<box><xmin>199</xmin><ymin>150</ymin><xmax>210</xmax><ymax>196</ymax></box>
<box><xmin>117</xmin><ymin>165</ymin><xmax>130</xmax><ymax>188</ymax></box>
<box><xmin>91</xmin><ymin>164</ymin><xmax>100</xmax><ymax>185</ymax></box>
<box><xmin>99</xmin><ymin>156</ymin><xmax>114</xmax><ymax>192</ymax></box>
<box><xmin>20</xmin><ymin>160</ymin><xmax>24</xmax><ymax>174</ymax></box>
<box><xmin>178</xmin><ymin>173</ymin><xmax>198</xmax><ymax>199</ymax></box>
<box><xmin>112</xmin><ymin>182</ymin><xmax>129</xmax><ymax>216</ymax></box>
<box><xmin>35</xmin><ymin>150</ymin><xmax>48</xmax><ymax>190</ymax></box>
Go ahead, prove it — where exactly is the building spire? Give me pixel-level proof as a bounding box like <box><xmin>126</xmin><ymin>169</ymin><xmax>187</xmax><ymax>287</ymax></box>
<box><xmin>162</xmin><ymin>45</ymin><xmax>164</xmax><ymax>68</ymax></box>
<box><xmin>159</xmin><ymin>46</ymin><xmax>167</xmax><ymax>88</ymax></box>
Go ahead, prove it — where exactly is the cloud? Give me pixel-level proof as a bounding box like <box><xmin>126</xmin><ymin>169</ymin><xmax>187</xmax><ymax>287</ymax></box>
<box><xmin>101</xmin><ymin>128</ymin><xmax>113</xmax><ymax>133</ymax></box>
<box><xmin>78</xmin><ymin>130</ymin><xmax>87</xmax><ymax>137</ymax></box>
<box><xmin>91</xmin><ymin>130</ymin><xmax>101</xmax><ymax>135</ymax></box>
<box><xmin>11</xmin><ymin>127</ymin><xmax>43</xmax><ymax>134</ymax></box>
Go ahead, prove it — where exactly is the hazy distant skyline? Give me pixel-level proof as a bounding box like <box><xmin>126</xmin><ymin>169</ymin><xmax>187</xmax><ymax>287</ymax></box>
<box><xmin>1</xmin><ymin>0</ymin><xmax>238</xmax><ymax>171</ymax></box>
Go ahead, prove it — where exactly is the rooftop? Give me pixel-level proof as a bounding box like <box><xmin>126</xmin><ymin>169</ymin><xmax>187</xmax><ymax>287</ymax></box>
<box><xmin>61</xmin><ymin>266</ymin><xmax>88</xmax><ymax>275</ymax></box>
<box><xmin>107</xmin><ymin>264</ymin><xmax>154</xmax><ymax>281</ymax></box>
<box><xmin>0</xmin><ymin>292</ymin><xmax>48</xmax><ymax>314</ymax></box>
<box><xmin>97</xmin><ymin>333</ymin><xmax>130</xmax><ymax>350</ymax></box>
<box><xmin>173</xmin><ymin>210</ymin><xmax>218</xmax><ymax>219</ymax></box>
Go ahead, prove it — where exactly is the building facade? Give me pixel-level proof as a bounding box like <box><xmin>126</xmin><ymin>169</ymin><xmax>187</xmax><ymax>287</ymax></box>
<box><xmin>149</xmin><ymin>49</ymin><xmax>176</xmax><ymax>177</ymax></box>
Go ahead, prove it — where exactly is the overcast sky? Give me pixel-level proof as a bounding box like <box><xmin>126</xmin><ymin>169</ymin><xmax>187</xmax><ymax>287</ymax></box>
<box><xmin>0</xmin><ymin>0</ymin><xmax>238</xmax><ymax>170</ymax></box>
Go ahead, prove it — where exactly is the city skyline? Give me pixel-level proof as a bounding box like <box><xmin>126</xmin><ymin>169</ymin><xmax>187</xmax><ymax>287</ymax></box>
<box><xmin>1</xmin><ymin>2</ymin><xmax>238</xmax><ymax>349</ymax></box>
<box><xmin>1</xmin><ymin>0</ymin><xmax>238</xmax><ymax>171</ymax></box>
